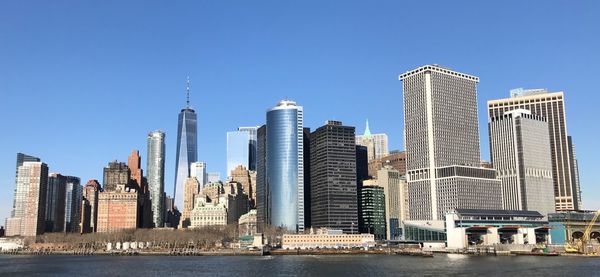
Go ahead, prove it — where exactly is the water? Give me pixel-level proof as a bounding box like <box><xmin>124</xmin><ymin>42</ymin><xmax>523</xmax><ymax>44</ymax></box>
<box><xmin>0</xmin><ymin>254</ymin><xmax>598</xmax><ymax>276</ymax></box>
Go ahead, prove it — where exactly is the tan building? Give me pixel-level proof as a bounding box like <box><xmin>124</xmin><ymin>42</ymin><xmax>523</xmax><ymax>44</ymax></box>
<box><xmin>81</xmin><ymin>179</ymin><xmax>101</xmax><ymax>233</ymax></box>
<box><xmin>230</xmin><ymin>165</ymin><xmax>256</xmax><ymax>208</ymax></box>
<box><xmin>367</xmin><ymin>151</ymin><xmax>406</xmax><ymax>178</ymax></box>
<box><xmin>377</xmin><ymin>166</ymin><xmax>408</xmax><ymax>240</ymax></box>
<box><xmin>97</xmin><ymin>185</ymin><xmax>141</xmax><ymax>232</ymax></box>
<box><xmin>282</xmin><ymin>228</ymin><xmax>375</xmax><ymax>250</ymax></box>
<box><xmin>8</xmin><ymin>162</ymin><xmax>49</xmax><ymax>237</ymax></box>
<box><xmin>238</xmin><ymin>209</ymin><xmax>257</xmax><ymax>236</ymax></box>
<box><xmin>356</xmin><ymin>120</ymin><xmax>389</xmax><ymax>162</ymax></box>
<box><xmin>190</xmin><ymin>199</ymin><xmax>228</xmax><ymax>228</ymax></box>
<box><xmin>180</xmin><ymin>177</ymin><xmax>200</xmax><ymax>228</ymax></box>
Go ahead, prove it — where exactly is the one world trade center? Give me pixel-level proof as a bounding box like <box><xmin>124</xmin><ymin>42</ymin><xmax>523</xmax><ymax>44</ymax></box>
<box><xmin>174</xmin><ymin>77</ymin><xmax>197</xmax><ymax>211</ymax></box>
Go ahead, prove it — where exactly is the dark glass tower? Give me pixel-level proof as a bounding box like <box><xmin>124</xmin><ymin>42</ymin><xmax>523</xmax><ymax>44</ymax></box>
<box><xmin>174</xmin><ymin>78</ymin><xmax>197</xmax><ymax>210</ymax></box>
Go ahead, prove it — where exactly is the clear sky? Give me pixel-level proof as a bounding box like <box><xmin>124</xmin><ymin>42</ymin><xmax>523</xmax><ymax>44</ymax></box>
<box><xmin>1</xmin><ymin>1</ymin><xmax>599</xmax><ymax>223</ymax></box>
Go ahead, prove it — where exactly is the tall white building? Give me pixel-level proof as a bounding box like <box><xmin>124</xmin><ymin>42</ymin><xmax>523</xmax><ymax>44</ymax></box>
<box><xmin>489</xmin><ymin>109</ymin><xmax>555</xmax><ymax>216</ymax></box>
<box><xmin>147</xmin><ymin>130</ymin><xmax>166</xmax><ymax>227</ymax></box>
<box><xmin>488</xmin><ymin>88</ymin><xmax>580</xmax><ymax>211</ymax></box>
<box><xmin>356</xmin><ymin>120</ymin><xmax>389</xmax><ymax>161</ymax></box>
<box><xmin>399</xmin><ymin>65</ymin><xmax>503</xmax><ymax>221</ymax></box>
<box><xmin>190</xmin><ymin>161</ymin><xmax>207</xmax><ymax>190</ymax></box>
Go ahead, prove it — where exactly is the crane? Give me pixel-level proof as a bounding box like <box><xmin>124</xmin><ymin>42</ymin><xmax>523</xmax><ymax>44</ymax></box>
<box><xmin>567</xmin><ymin>208</ymin><xmax>600</xmax><ymax>254</ymax></box>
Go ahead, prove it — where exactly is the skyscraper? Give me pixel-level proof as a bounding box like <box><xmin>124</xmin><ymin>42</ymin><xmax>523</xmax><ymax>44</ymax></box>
<box><xmin>8</xmin><ymin>161</ymin><xmax>49</xmax><ymax>237</ymax></box>
<box><xmin>256</xmin><ymin>125</ymin><xmax>267</xmax><ymax>232</ymax></box>
<box><xmin>310</xmin><ymin>120</ymin><xmax>358</xmax><ymax>233</ymax></box>
<box><xmin>45</xmin><ymin>173</ymin><xmax>67</xmax><ymax>232</ymax></box>
<box><xmin>359</xmin><ymin>182</ymin><xmax>386</xmax><ymax>240</ymax></box>
<box><xmin>266</xmin><ymin>100</ymin><xmax>305</xmax><ymax>232</ymax></box>
<box><xmin>227</xmin><ymin>131</ymin><xmax>250</xmax><ymax>177</ymax></box>
<box><xmin>567</xmin><ymin>136</ymin><xmax>583</xmax><ymax>209</ymax></box>
<box><xmin>11</xmin><ymin>153</ymin><xmax>40</xmax><ymax>218</ymax></box>
<box><xmin>376</xmin><ymin>166</ymin><xmax>407</xmax><ymax>240</ymax></box>
<box><xmin>82</xmin><ymin>179</ymin><xmax>101</xmax><ymax>233</ymax></box>
<box><xmin>64</xmin><ymin>176</ymin><xmax>82</xmax><ymax>232</ymax></box>
<box><xmin>190</xmin><ymin>161</ymin><xmax>207</xmax><ymax>190</ymax></box>
<box><xmin>489</xmin><ymin>109</ymin><xmax>555</xmax><ymax>216</ymax></box>
<box><xmin>238</xmin><ymin>126</ymin><xmax>260</xmax><ymax>171</ymax></box>
<box><xmin>488</xmin><ymin>88</ymin><xmax>579</xmax><ymax>211</ymax></box>
<box><xmin>174</xmin><ymin>78</ymin><xmax>198</xmax><ymax>210</ymax></box>
<box><xmin>147</xmin><ymin>130</ymin><xmax>166</xmax><ymax>228</ymax></box>
<box><xmin>399</xmin><ymin>65</ymin><xmax>503</xmax><ymax>220</ymax></box>
<box><xmin>356</xmin><ymin>120</ymin><xmax>389</xmax><ymax>162</ymax></box>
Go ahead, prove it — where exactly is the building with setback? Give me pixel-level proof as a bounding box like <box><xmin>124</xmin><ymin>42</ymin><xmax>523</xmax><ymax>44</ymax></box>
<box><xmin>6</xmin><ymin>161</ymin><xmax>48</xmax><ymax>236</ymax></box>
<box><xmin>174</xmin><ymin>78</ymin><xmax>198</xmax><ymax>210</ymax></box>
<box><xmin>399</xmin><ymin>65</ymin><xmax>502</xmax><ymax>221</ymax></box>
<box><xmin>310</xmin><ymin>121</ymin><xmax>358</xmax><ymax>233</ymax></box>
<box><xmin>489</xmin><ymin>109</ymin><xmax>555</xmax><ymax>216</ymax></box>
<box><xmin>488</xmin><ymin>88</ymin><xmax>581</xmax><ymax>211</ymax></box>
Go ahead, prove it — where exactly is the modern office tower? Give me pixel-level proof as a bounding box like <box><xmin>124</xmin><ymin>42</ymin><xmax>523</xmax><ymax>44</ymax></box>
<box><xmin>227</xmin><ymin>131</ymin><xmax>250</xmax><ymax>177</ymax></box>
<box><xmin>45</xmin><ymin>173</ymin><xmax>67</xmax><ymax>232</ymax></box>
<box><xmin>266</xmin><ymin>100</ymin><xmax>305</xmax><ymax>232</ymax></box>
<box><xmin>147</xmin><ymin>130</ymin><xmax>166</xmax><ymax>228</ymax></box>
<box><xmin>231</xmin><ymin>165</ymin><xmax>255</xmax><ymax>207</ymax></box>
<box><xmin>8</xmin><ymin>162</ymin><xmax>49</xmax><ymax>237</ymax></box>
<box><xmin>103</xmin><ymin>161</ymin><xmax>130</xmax><ymax>192</ymax></box>
<box><xmin>180</xmin><ymin>177</ymin><xmax>200</xmax><ymax>227</ymax></box>
<box><xmin>302</xmin><ymin>127</ymin><xmax>311</xmax><ymax>229</ymax></box>
<box><xmin>256</xmin><ymin>125</ymin><xmax>267</xmax><ymax>232</ymax></box>
<box><xmin>355</xmin><ymin>120</ymin><xmax>389</xmax><ymax>162</ymax></box>
<box><xmin>377</xmin><ymin>166</ymin><xmax>407</xmax><ymax>240</ymax></box>
<box><xmin>64</xmin><ymin>176</ymin><xmax>82</xmax><ymax>232</ymax></box>
<box><xmin>489</xmin><ymin>110</ymin><xmax>555</xmax><ymax>216</ymax></box>
<box><xmin>567</xmin><ymin>136</ymin><xmax>583</xmax><ymax>209</ymax></box>
<box><xmin>359</xmin><ymin>182</ymin><xmax>386</xmax><ymax>240</ymax></box>
<box><xmin>82</xmin><ymin>179</ymin><xmax>101</xmax><ymax>233</ymax></box>
<box><xmin>399</xmin><ymin>65</ymin><xmax>503</xmax><ymax>220</ymax></box>
<box><xmin>368</xmin><ymin>151</ymin><xmax>407</xmax><ymax>178</ymax></box>
<box><xmin>11</xmin><ymin>153</ymin><xmax>40</xmax><ymax>218</ymax></box>
<box><xmin>356</xmin><ymin>145</ymin><xmax>369</xmax><ymax>232</ymax></box>
<box><xmin>488</xmin><ymin>88</ymin><xmax>579</xmax><ymax>211</ymax></box>
<box><xmin>174</xmin><ymin>78</ymin><xmax>198</xmax><ymax>210</ymax></box>
<box><xmin>238</xmin><ymin>126</ymin><xmax>260</xmax><ymax>171</ymax></box>
<box><xmin>310</xmin><ymin>121</ymin><xmax>358</xmax><ymax>233</ymax></box>
<box><xmin>190</xmin><ymin>161</ymin><xmax>207</xmax><ymax>190</ymax></box>
<box><xmin>207</xmin><ymin>172</ymin><xmax>221</xmax><ymax>183</ymax></box>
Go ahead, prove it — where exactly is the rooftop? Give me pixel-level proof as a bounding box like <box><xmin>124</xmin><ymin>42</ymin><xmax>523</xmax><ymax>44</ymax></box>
<box><xmin>454</xmin><ymin>209</ymin><xmax>543</xmax><ymax>218</ymax></box>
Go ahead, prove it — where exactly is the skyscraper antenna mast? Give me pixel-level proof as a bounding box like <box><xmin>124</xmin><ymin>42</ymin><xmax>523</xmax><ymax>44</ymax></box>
<box><xmin>186</xmin><ymin>76</ymin><xmax>190</xmax><ymax>108</ymax></box>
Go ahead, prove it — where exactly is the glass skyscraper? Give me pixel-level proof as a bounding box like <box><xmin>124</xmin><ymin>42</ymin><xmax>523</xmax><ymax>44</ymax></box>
<box><xmin>238</xmin><ymin>126</ymin><xmax>259</xmax><ymax>171</ymax></box>
<box><xmin>227</xmin><ymin>131</ymin><xmax>250</xmax><ymax>177</ymax></box>
<box><xmin>266</xmin><ymin>100</ymin><xmax>305</xmax><ymax>232</ymax></box>
<box><xmin>173</xmin><ymin>79</ymin><xmax>197</xmax><ymax>210</ymax></box>
<box><xmin>147</xmin><ymin>130</ymin><xmax>166</xmax><ymax>227</ymax></box>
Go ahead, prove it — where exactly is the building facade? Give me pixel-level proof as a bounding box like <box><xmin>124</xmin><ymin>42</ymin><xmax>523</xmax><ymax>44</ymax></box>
<box><xmin>310</xmin><ymin>120</ymin><xmax>358</xmax><ymax>233</ymax></box>
<box><xmin>180</xmin><ymin>177</ymin><xmax>200</xmax><ymax>227</ymax></box>
<box><xmin>266</xmin><ymin>100</ymin><xmax>305</xmax><ymax>232</ymax></box>
<box><xmin>147</xmin><ymin>130</ymin><xmax>166</xmax><ymax>228</ymax></box>
<box><xmin>82</xmin><ymin>179</ymin><xmax>102</xmax><ymax>233</ymax></box>
<box><xmin>239</xmin><ymin>209</ymin><xmax>257</xmax><ymax>237</ymax></box>
<box><xmin>174</xmin><ymin>79</ymin><xmax>198</xmax><ymax>210</ymax></box>
<box><xmin>64</xmin><ymin>176</ymin><xmax>82</xmax><ymax>232</ymax></box>
<box><xmin>359</xmin><ymin>184</ymin><xmax>387</xmax><ymax>240</ymax></box>
<box><xmin>230</xmin><ymin>165</ymin><xmax>255</xmax><ymax>208</ymax></box>
<box><xmin>8</xmin><ymin>162</ymin><xmax>49</xmax><ymax>236</ymax></box>
<box><xmin>103</xmin><ymin>161</ymin><xmax>130</xmax><ymax>192</ymax></box>
<box><xmin>377</xmin><ymin>166</ymin><xmax>407</xmax><ymax>240</ymax></box>
<box><xmin>45</xmin><ymin>173</ymin><xmax>67</xmax><ymax>232</ymax></box>
<box><xmin>488</xmin><ymin>88</ymin><xmax>579</xmax><ymax>211</ymax></box>
<box><xmin>355</xmin><ymin>120</ymin><xmax>389</xmax><ymax>162</ymax></box>
<box><xmin>256</xmin><ymin>125</ymin><xmax>267</xmax><ymax>232</ymax></box>
<box><xmin>97</xmin><ymin>186</ymin><xmax>141</xmax><ymax>233</ymax></box>
<box><xmin>368</xmin><ymin>151</ymin><xmax>407</xmax><ymax>178</ymax></box>
<box><xmin>399</xmin><ymin>65</ymin><xmax>503</xmax><ymax>220</ymax></box>
<box><xmin>11</xmin><ymin>153</ymin><xmax>40</xmax><ymax>219</ymax></box>
<box><xmin>238</xmin><ymin>126</ymin><xmax>260</xmax><ymax>171</ymax></box>
<box><xmin>489</xmin><ymin>109</ymin><xmax>555</xmax><ymax>216</ymax></box>
<box><xmin>190</xmin><ymin>161</ymin><xmax>207</xmax><ymax>190</ymax></box>
<box><xmin>282</xmin><ymin>228</ymin><xmax>375</xmax><ymax>250</ymax></box>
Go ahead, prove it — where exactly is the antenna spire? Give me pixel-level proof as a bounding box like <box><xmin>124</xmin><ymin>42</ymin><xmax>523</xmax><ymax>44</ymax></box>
<box><xmin>186</xmin><ymin>76</ymin><xmax>190</xmax><ymax>108</ymax></box>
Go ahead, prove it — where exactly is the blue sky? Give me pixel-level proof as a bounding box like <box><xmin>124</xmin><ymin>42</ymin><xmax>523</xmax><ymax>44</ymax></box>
<box><xmin>1</xmin><ymin>1</ymin><xmax>598</xmax><ymax>222</ymax></box>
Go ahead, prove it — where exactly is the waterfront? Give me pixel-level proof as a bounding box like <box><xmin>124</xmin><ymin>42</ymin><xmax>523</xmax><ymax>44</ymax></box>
<box><xmin>0</xmin><ymin>254</ymin><xmax>598</xmax><ymax>276</ymax></box>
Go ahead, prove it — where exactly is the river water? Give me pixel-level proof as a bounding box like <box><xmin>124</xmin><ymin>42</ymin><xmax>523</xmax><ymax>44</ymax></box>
<box><xmin>0</xmin><ymin>254</ymin><xmax>598</xmax><ymax>276</ymax></box>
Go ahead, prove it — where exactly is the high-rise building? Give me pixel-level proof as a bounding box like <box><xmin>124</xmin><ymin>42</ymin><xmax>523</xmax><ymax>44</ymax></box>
<box><xmin>45</xmin><ymin>173</ymin><xmax>67</xmax><ymax>232</ymax></box>
<box><xmin>256</xmin><ymin>125</ymin><xmax>267</xmax><ymax>232</ymax></box>
<box><xmin>359</xmin><ymin>182</ymin><xmax>386</xmax><ymax>240</ymax></box>
<box><xmin>302</xmin><ymin>127</ymin><xmax>311</xmax><ymax>229</ymax></box>
<box><xmin>11</xmin><ymin>153</ymin><xmax>40</xmax><ymax>218</ymax></box>
<box><xmin>377</xmin><ymin>166</ymin><xmax>407</xmax><ymax>240</ymax></box>
<box><xmin>7</xmin><ymin>161</ymin><xmax>49</xmax><ymax>237</ymax></box>
<box><xmin>64</xmin><ymin>176</ymin><xmax>82</xmax><ymax>232</ymax></box>
<box><xmin>227</xmin><ymin>131</ymin><xmax>250</xmax><ymax>177</ymax></box>
<box><xmin>174</xmin><ymin>78</ymin><xmax>198</xmax><ymax>210</ymax></box>
<box><xmin>489</xmin><ymin>109</ymin><xmax>555</xmax><ymax>216</ymax></box>
<box><xmin>82</xmin><ymin>179</ymin><xmax>101</xmax><ymax>233</ymax></box>
<box><xmin>488</xmin><ymin>88</ymin><xmax>579</xmax><ymax>211</ymax></box>
<box><xmin>310</xmin><ymin>120</ymin><xmax>358</xmax><ymax>233</ymax></box>
<box><xmin>238</xmin><ymin>126</ymin><xmax>260</xmax><ymax>171</ymax></box>
<box><xmin>399</xmin><ymin>65</ymin><xmax>503</xmax><ymax>220</ymax></box>
<box><xmin>190</xmin><ymin>161</ymin><xmax>207</xmax><ymax>191</ymax></box>
<box><xmin>180</xmin><ymin>177</ymin><xmax>200</xmax><ymax>228</ymax></box>
<box><xmin>230</xmin><ymin>165</ymin><xmax>255</xmax><ymax>208</ymax></box>
<box><xmin>368</xmin><ymin>151</ymin><xmax>407</xmax><ymax>178</ymax></box>
<box><xmin>207</xmin><ymin>172</ymin><xmax>221</xmax><ymax>183</ymax></box>
<box><xmin>356</xmin><ymin>145</ymin><xmax>369</xmax><ymax>233</ymax></box>
<box><xmin>147</xmin><ymin>130</ymin><xmax>166</xmax><ymax>228</ymax></box>
<box><xmin>103</xmin><ymin>161</ymin><xmax>130</xmax><ymax>192</ymax></box>
<box><xmin>266</xmin><ymin>100</ymin><xmax>305</xmax><ymax>232</ymax></box>
<box><xmin>355</xmin><ymin>120</ymin><xmax>389</xmax><ymax>162</ymax></box>
<box><xmin>567</xmin><ymin>136</ymin><xmax>583</xmax><ymax>209</ymax></box>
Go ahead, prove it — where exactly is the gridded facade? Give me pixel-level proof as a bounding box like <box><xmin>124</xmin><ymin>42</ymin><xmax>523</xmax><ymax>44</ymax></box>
<box><xmin>359</xmin><ymin>185</ymin><xmax>386</xmax><ymax>240</ymax></box>
<box><xmin>17</xmin><ymin>162</ymin><xmax>49</xmax><ymax>237</ymax></box>
<box><xmin>377</xmin><ymin>167</ymin><xmax>407</xmax><ymax>240</ymax></box>
<box><xmin>147</xmin><ymin>130</ymin><xmax>166</xmax><ymax>228</ymax></box>
<box><xmin>103</xmin><ymin>161</ymin><xmax>130</xmax><ymax>192</ymax></box>
<box><xmin>45</xmin><ymin>173</ymin><xmax>67</xmax><ymax>232</ymax></box>
<box><xmin>310</xmin><ymin>120</ymin><xmax>358</xmax><ymax>234</ymax></box>
<box><xmin>489</xmin><ymin>110</ymin><xmax>555</xmax><ymax>216</ymax></box>
<box><xmin>97</xmin><ymin>187</ymin><xmax>140</xmax><ymax>233</ymax></box>
<box><xmin>400</xmin><ymin>65</ymin><xmax>502</xmax><ymax>220</ymax></box>
<box><xmin>256</xmin><ymin>125</ymin><xmax>267</xmax><ymax>232</ymax></box>
<box><xmin>488</xmin><ymin>89</ymin><xmax>579</xmax><ymax>211</ymax></box>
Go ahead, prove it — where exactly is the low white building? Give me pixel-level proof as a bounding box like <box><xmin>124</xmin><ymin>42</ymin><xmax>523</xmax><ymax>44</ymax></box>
<box><xmin>282</xmin><ymin>228</ymin><xmax>375</xmax><ymax>250</ymax></box>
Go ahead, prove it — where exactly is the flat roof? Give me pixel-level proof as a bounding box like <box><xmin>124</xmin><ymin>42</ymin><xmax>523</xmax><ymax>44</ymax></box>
<box><xmin>454</xmin><ymin>209</ymin><xmax>543</xmax><ymax>218</ymax></box>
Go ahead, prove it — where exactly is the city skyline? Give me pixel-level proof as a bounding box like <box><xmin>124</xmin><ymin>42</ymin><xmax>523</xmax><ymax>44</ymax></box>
<box><xmin>1</xmin><ymin>1</ymin><xmax>599</xmax><ymax>223</ymax></box>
